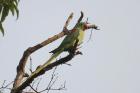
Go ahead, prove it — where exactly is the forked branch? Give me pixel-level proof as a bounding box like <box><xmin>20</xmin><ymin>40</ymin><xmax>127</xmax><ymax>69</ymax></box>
<box><xmin>11</xmin><ymin>12</ymin><xmax>84</xmax><ymax>93</ymax></box>
<box><xmin>11</xmin><ymin>11</ymin><xmax>96</xmax><ymax>93</ymax></box>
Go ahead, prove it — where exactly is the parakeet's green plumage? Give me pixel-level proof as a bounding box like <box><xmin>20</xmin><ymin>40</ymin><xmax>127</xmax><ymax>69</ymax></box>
<box><xmin>50</xmin><ymin>22</ymin><xmax>85</xmax><ymax>53</ymax></box>
<box><xmin>44</xmin><ymin>22</ymin><xmax>86</xmax><ymax>66</ymax></box>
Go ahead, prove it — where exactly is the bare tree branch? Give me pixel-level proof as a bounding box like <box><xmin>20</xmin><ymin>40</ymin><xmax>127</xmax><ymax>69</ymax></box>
<box><xmin>11</xmin><ymin>38</ymin><xmax>80</xmax><ymax>93</ymax></box>
<box><xmin>29</xmin><ymin>85</ymin><xmax>39</xmax><ymax>93</ymax></box>
<box><xmin>74</xmin><ymin>11</ymin><xmax>84</xmax><ymax>28</ymax></box>
<box><xmin>12</xmin><ymin>12</ymin><xmax>74</xmax><ymax>91</ymax></box>
<box><xmin>46</xmin><ymin>67</ymin><xmax>57</xmax><ymax>91</ymax></box>
<box><xmin>0</xmin><ymin>81</ymin><xmax>13</xmax><ymax>92</ymax></box>
<box><xmin>11</xmin><ymin>12</ymin><xmax>96</xmax><ymax>93</ymax></box>
<box><xmin>63</xmin><ymin>12</ymin><xmax>73</xmax><ymax>32</ymax></box>
<box><xmin>29</xmin><ymin>57</ymin><xmax>33</xmax><ymax>73</ymax></box>
<box><xmin>35</xmin><ymin>78</ymin><xmax>42</xmax><ymax>91</ymax></box>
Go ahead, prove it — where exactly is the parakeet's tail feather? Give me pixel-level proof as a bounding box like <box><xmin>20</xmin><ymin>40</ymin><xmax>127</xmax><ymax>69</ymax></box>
<box><xmin>44</xmin><ymin>49</ymin><xmax>63</xmax><ymax>67</ymax></box>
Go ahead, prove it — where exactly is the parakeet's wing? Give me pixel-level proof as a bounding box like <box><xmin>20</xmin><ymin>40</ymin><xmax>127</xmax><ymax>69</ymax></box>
<box><xmin>50</xmin><ymin>31</ymin><xmax>79</xmax><ymax>54</ymax></box>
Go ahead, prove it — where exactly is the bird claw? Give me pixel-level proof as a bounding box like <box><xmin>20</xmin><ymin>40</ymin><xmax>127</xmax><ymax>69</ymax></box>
<box><xmin>76</xmin><ymin>46</ymin><xmax>82</xmax><ymax>50</ymax></box>
<box><xmin>64</xmin><ymin>63</ymin><xmax>72</xmax><ymax>66</ymax></box>
<box><xmin>75</xmin><ymin>51</ymin><xmax>83</xmax><ymax>55</ymax></box>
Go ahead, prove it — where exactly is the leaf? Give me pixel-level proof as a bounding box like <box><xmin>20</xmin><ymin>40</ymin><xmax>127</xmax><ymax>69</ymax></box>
<box><xmin>13</xmin><ymin>3</ymin><xmax>19</xmax><ymax>19</ymax></box>
<box><xmin>0</xmin><ymin>5</ymin><xmax>2</xmax><ymax>14</ymax></box>
<box><xmin>13</xmin><ymin>0</ymin><xmax>19</xmax><ymax>6</ymax></box>
<box><xmin>0</xmin><ymin>0</ymin><xmax>19</xmax><ymax>36</ymax></box>
<box><xmin>0</xmin><ymin>23</ymin><xmax>4</xmax><ymax>36</ymax></box>
<box><xmin>9</xmin><ymin>3</ymin><xmax>15</xmax><ymax>16</ymax></box>
<box><xmin>1</xmin><ymin>5</ymin><xmax>9</xmax><ymax>22</ymax></box>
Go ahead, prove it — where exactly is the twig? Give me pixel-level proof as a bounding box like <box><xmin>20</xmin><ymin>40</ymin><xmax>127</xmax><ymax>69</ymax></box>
<box><xmin>74</xmin><ymin>11</ymin><xmax>84</xmax><ymax>28</ymax></box>
<box><xmin>29</xmin><ymin>85</ymin><xmax>39</xmax><ymax>93</ymax></box>
<box><xmin>46</xmin><ymin>67</ymin><xmax>57</xmax><ymax>92</ymax></box>
<box><xmin>87</xmin><ymin>29</ymin><xmax>93</xmax><ymax>42</ymax></box>
<box><xmin>47</xmin><ymin>76</ymin><xmax>58</xmax><ymax>93</ymax></box>
<box><xmin>3</xmin><ymin>81</ymin><xmax>13</xmax><ymax>89</ymax></box>
<box><xmin>0</xmin><ymin>81</ymin><xmax>13</xmax><ymax>91</ymax></box>
<box><xmin>35</xmin><ymin>78</ymin><xmax>42</xmax><ymax>91</ymax></box>
<box><xmin>39</xmin><ymin>79</ymin><xmax>66</xmax><ymax>93</ymax></box>
<box><xmin>29</xmin><ymin>79</ymin><xmax>36</xmax><ymax>92</ymax></box>
<box><xmin>29</xmin><ymin>56</ymin><xmax>33</xmax><ymax>73</ymax></box>
<box><xmin>1</xmin><ymin>80</ymin><xmax>6</xmax><ymax>88</ymax></box>
<box><xmin>63</xmin><ymin>12</ymin><xmax>73</xmax><ymax>33</ymax></box>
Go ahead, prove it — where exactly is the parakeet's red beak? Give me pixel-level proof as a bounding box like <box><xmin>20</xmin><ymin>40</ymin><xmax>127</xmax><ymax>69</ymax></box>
<box><xmin>84</xmin><ymin>22</ymin><xmax>100</xmax><ymax>30</ymax></box>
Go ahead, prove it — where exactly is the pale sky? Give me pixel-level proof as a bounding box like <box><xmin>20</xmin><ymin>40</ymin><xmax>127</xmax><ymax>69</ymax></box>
<box><xmin>0</xmin><ymin>0</ymin><xmax>140</xmax><ymax>93</ymax></box>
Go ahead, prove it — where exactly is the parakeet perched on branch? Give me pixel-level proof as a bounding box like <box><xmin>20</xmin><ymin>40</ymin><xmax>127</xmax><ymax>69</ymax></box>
<box><xmin>44</xmin><ymin>22</ymin><xmax>98</xmax><ymax>67</ymax></box>
<box><xmin>50</xmin><ymin>22</ymin><xmax>86</xmax><ymax>54</ymax></box>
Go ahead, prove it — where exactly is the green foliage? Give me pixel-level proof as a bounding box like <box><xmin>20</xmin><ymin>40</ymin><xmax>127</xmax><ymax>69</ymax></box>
<box><xmin>0</xmin><ymin>0</ymin><xmax>19</xmax><ymax>36</ymax></box>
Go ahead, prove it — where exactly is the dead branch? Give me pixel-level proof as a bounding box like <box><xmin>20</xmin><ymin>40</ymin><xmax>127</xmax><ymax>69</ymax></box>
<box><xmin>29</xmin><ymin>57</ymin><xmax>33</xmax><ymax>73</ymax></box>
<box><xmin>11</xmin><ymin>12</ymin><xmax>96</xmax><ymax>93</ymax></box>
<box><xmin>11</xmin><ymin>39</ymin><xmax>80</xmax><ymax>93</ymax></box>
<box><xmin>74</xmin><ymin>11</ymin><xmax>84</xmax><ymax>27</ymax></box>
<box><xmin>27</xmin><ymin>67</ymin><xmax>65</xmax><ymax>93</ymax></box>
<box><xmin>29</xmin><ymin>85</ymin><xmax>39</xmax><ymax>93</ymax></box>
<box><xmin>12</xmin><ymin>12</ymin><xmax>74</xmax><ymax>91</ymax></box>
<box><xmin>35</xmin><ymin>78</ymin><xmax>42</xmax><ymax>91</ymax></box>
<box><xmin>0</xmin><ymin>80</ymin><xmax>13</xmax><ymax>92</ymax></box>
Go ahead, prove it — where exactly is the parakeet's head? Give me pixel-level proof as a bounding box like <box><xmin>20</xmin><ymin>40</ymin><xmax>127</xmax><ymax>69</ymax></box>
<box><xmin>75</xmin><ymin>22</ymin><xmax>86</xmax><ymax>31</ymax></box>
<box><xmin>75</xmin><ymin>22</ymin><xmax>99</xmax><ymax>31</ymax></box>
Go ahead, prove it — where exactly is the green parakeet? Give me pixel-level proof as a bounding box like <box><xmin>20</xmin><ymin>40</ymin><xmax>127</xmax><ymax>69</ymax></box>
<box><xmin>21</xmin><ymin>22</ymin><xmax>99</xmax><ymax>88</ymax></box>
<box><xmin>44</xmin><ymin>22</ymin><xmax>96</xmax><ymax>67</ymax></box>
<box><xmin>50</xmin><ymin>22</ymin><xmax>86</xmax><ymax>54</ymax></box>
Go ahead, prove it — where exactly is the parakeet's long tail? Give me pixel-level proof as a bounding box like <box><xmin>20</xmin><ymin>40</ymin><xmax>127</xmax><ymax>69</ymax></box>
<box><xmin>43</xmin><ymin>49</ymin><xmax>63</xmax><ymax>67</ymax></box>
<box><xmin>28</xmin><ymin>49</ymin><xmax>63</xmax><ymax>79</ymax></box>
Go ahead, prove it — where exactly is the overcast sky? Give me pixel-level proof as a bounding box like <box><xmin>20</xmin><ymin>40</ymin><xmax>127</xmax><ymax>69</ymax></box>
<box><xmin>0</xmin><ymin>0</ymin><xmax>140</xmax><ymax>93</ymax></box>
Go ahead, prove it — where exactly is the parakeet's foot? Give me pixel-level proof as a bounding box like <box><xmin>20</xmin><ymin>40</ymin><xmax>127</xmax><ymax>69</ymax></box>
<box><xmin>76</xmin><ymin>46</ymin><xmax>82</xmax><ymax>50</ymax></box>
<box><xmin>75</xmin><ymin>51</ymin><xmax>83</xmax><ymax>55</ymax></box>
